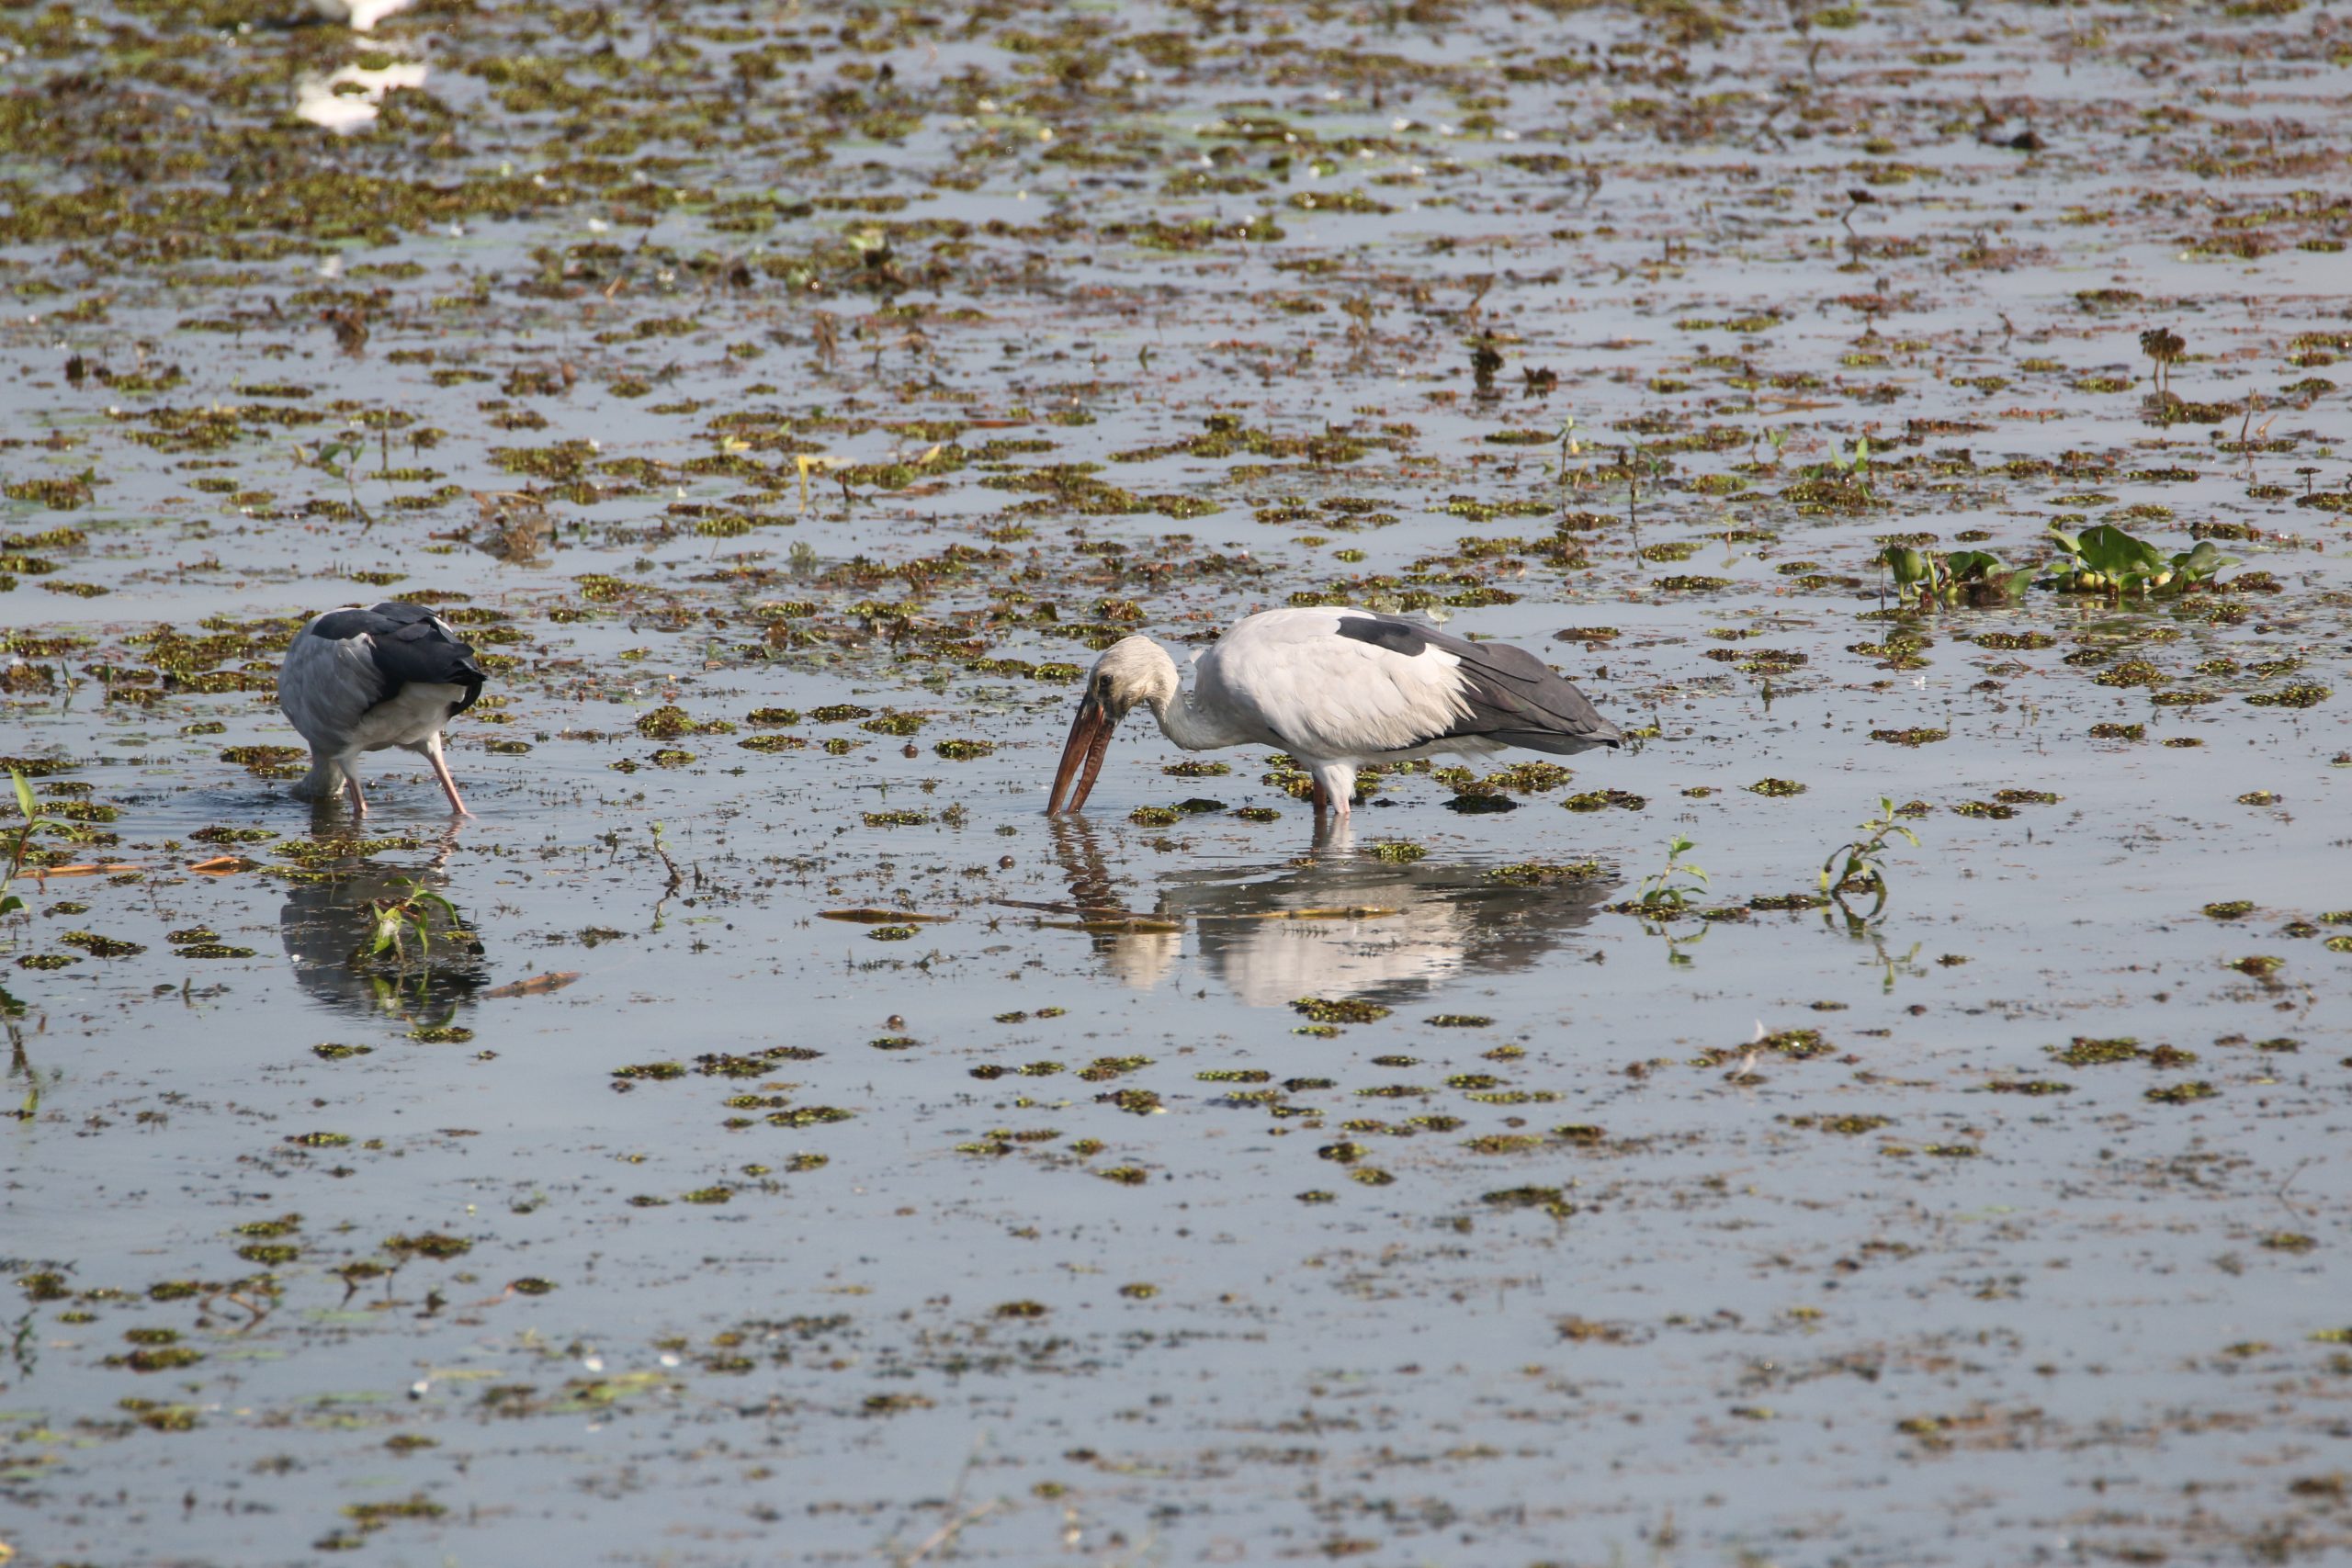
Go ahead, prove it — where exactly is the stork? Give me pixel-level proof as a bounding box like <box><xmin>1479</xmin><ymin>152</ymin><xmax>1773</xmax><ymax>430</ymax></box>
<box><xmin>277</xmin><ymin>603</ymin><xmax>486</xmax><ymax>816</ymax></box>
<box><xmin>1046</xmin><ymin>608</ymin><xmax>1623</xmax><ymax>818</ymax></box>
<box><xmin>302</xmin><ymin>0</ymin><xmax>415</xmax><ymax>30</ymax></box>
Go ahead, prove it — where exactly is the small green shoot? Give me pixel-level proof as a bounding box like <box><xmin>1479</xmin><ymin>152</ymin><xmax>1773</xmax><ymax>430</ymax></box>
<box><xmin>1634</xmin><ymin>833</ymin><xmax>1709</xmax><ymax>912</ymax></box>
<box><xmin>1820</xmin><ymin>796</ymin><xmax>1919</xmax><ymax>921</ymax></box>
<box><xmin>306</xmin><ymin>434</ymin><xmax>367</xmax><ymax>483</ymax></box>
<box><xmin>361</xmin><ymin>880</ymin><xmax>466</xmax><ymax>965</ymax></box>
<box><xmin>1830</xmin><ymin>434</ymin><xmax>1871</xmax><ymax>479</ymax></box>
<box><xmin>2</xmin><ymin>771</ymin><xmax>71</xmax><ymax>923</ymax></box>
<box><xmin>299</xmin><ymin>434</ymin><xmax>376</xmax><ymax>525</ymax></box>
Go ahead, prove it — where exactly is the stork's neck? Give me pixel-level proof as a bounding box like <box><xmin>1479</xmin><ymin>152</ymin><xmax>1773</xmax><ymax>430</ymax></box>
<box><xmin>1148</xmin><ymin>687</ymin><xmax>1228</xmax><ymax>750</ymax></box>
<box><xmin>1136</xmin><ymin>642</ymin><xmax>1233</xmax><ymax>750</ymax></box>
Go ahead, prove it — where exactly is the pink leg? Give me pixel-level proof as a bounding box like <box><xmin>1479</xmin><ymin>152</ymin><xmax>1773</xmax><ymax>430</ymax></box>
<box><xmin>1307</xmin><ymin>772</ymin><xmax>1353</xmax><ymax>818</ymax></box>
<box><xmin>424</xmin><ymin>735</ymin><xmax>470</xmax><ymax>817</ymax></box>
<box><xmin>345</xmin><ymin>766</ymin><xmax>369</xmax><ymax>817</ymax></box>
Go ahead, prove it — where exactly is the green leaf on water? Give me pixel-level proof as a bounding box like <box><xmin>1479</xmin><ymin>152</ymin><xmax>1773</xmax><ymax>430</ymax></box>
<box><xmin>2169</xmin><ymin>540</ymin><xmax>2238</xmax><ymax>580</ymax></box>
<box><xmin>2070</xmin><ymin>525</ymin><xmax>2166</xmax><ymax>580</ymax></box>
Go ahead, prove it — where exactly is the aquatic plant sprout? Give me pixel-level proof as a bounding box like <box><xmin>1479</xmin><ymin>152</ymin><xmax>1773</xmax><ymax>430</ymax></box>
<box><xmin>1820</xmin><ymin>796</ymin><xmax>1922</xmax><ymax>922</ymax></box>
<box><xmin>0</xmin><ymin>772</ymin><xmax>67</xmax><ymax>924</ymax></box>
<box><xmin>361</xmin><ymin>880</ymin><xmax>463</xmax><ymax>964</ymax></box>
<box><xmin>1634</xmin><ymin>833</ymin><xmax>1708</xmax><ymax>912</ymax></box>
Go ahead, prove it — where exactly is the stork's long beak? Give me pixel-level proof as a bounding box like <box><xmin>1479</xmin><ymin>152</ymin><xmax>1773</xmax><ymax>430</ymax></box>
<box><xmin>1046</xmin><ymin>695</ymin><xmax>1115</xmax><ymax>815</ymax></box>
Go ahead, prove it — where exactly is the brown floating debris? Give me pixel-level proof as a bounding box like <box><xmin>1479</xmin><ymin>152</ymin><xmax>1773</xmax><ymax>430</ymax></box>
<box><xmin>819</xmin><ymin>908</ymin><xmax>953</xmax><ymax>924</ymax></box>
<box><xmin>483</xmin><ymin>971</ymin><xmax>583</xmax><ymax>998</ymax></box>
<box><xmin>989</xmin><ymin>897</ymin><xmax>1149</xmax><ymax>920</ymax></box>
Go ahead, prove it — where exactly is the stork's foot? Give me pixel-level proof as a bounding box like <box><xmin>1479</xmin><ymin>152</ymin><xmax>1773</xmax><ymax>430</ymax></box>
<box><xmin>426</xmin><ymin>748</ymin><xmax>472</xmax><ymax>817</ymax></box>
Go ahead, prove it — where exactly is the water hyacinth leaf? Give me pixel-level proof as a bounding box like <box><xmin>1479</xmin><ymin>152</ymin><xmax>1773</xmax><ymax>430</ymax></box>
<box><xmin>2170</xmin><ymin>541</ymin><xmax>2238</xmax><ymax>580</ymax></box>
<box><xmin>2068</xmin><ymin>525</ymin><xmax>2166</xmax><ymax>580</ymax></box>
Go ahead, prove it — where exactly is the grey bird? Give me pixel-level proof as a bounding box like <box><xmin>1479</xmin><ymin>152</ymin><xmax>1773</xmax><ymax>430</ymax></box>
<box><xmin>277</xmin><ymin>603</ymin><xmax>487</xmax><ymax>816</ymax></box>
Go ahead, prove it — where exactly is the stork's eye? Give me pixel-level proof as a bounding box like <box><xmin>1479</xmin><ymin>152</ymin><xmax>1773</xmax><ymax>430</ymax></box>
<box><xmin>1095</xmin><ymin>676</ymin><xmax>1113</xmax><ymax>698</ymax></box>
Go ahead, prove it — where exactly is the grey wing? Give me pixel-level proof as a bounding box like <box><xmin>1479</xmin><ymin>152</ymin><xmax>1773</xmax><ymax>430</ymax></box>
<box><xmin>1334</xmin><ymin>613</ymin><xmax>1623</xmax><ymax>753</ymax></box>
<box><xmin>278</xmin><ymin>615</ymin><xmax>387</xmax><ymax>750</ymax></box>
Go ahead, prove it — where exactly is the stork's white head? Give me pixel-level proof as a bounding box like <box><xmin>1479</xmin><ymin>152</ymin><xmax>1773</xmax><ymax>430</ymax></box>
<box><xmin>1046</xmin><ymin>636</ymin><xmax>1178</xmax><ymax>814</ymax></box>
<box><xmin>1085</xmin><ymin>636</ymin><xmax>1180</xmax><ymax>720</ymax></box>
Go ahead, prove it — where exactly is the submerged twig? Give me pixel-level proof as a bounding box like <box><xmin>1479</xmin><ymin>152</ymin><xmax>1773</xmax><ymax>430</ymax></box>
<box><xmin>648</xmin><ymin>821</ymin><xmax>683</xmax><ymax>931</ymax></box>
<box><xmin>650</xmin><ymin>821</ymin><xmax>683</xmax><ymax>897</ymax></box>
<box><xmin>896</xmin><ymin>1499</ymin><xmax>1001</xmax><ymax>1568</ymax></box>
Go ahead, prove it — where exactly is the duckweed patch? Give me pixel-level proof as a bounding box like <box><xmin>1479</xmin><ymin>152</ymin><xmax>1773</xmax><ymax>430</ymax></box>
<box><xmin>2052</xmin><ymin>1037</ymin><xmax>2143</xmax><ymax>1066</ymax></box>
<box><xmin>1291</xmin><ymin>998</ymin><xmax>1390</xmax><ymax>1025</ymax></box>
<box><xmin>61</xmin><ymin>931</ymin><xmax>144</xmax><ymax>958</ymax></box>
<box><xmin>1562</xmin><ymin>789</ymin><xmax>1647</xmax><ymax>812</ymax></box>
<box><xmin>2246</xmin><ymin>684</ymin><xmax>2330</xmax><ymax>708</ymax></box>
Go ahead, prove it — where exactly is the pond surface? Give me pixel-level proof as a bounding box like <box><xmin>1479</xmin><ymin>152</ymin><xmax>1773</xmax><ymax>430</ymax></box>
<box><xmin>3</xmin><ymin>0</ymin><xmax>2350</xmax><ymax>1563</ymax></box>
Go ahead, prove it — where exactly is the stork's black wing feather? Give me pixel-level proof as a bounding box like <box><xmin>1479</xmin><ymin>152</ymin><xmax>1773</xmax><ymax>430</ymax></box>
<box><xmin>308</xmin><ymin>603</ymin><xmax>486</xmax><ymax>715</ymax></box>
<box><xmin>1335</xmin><ymin>612</ymin><xmax>1621</xmax><ymax>753</ymax></box>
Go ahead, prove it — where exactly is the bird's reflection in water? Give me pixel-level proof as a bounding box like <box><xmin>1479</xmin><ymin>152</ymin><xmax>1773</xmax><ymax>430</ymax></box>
<box><xmin>277</xmin><ymin>828</ymin><xmax>488</xmax><ymax>1028</ymax></box>
<box><xmin>1046</xmin><ymin>818</ymin><xmax>1618</xmax><ymax>1010</ymax></box>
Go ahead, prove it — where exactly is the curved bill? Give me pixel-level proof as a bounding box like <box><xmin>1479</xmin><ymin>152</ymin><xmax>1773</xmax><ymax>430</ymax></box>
<box><xmin>1046</xmin><ymin>697</ymin><xmax>1114</xmax><ymax>815</ymax></box>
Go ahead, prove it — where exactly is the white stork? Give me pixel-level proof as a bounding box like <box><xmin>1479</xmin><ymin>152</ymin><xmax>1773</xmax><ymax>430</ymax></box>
<box><xmin>277</xmin><ymin>603</ymin><xmax>487</xmax><ymax>816</ymax></box>
<box><xmin>303</xmin><ymin>0</ymin><xmax>415</xmax><ymax>30</ymax></box>
<box><xmin>1046</xmin><ymin>607</ymin><xmax>1623</xmax><ymax>818</ymax></box>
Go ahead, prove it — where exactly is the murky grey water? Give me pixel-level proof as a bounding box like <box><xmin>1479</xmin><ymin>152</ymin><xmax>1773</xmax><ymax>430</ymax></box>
<box><xmin>4</xmin><ymin>0</ymin><xmax>2350</xmax><ymax>1562</ymax></box>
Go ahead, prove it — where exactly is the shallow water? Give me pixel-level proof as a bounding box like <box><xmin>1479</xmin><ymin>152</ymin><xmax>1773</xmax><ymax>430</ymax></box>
<box><xmin>4</xmin><ymin>0</ymin><xmax>2350</xmax><ymax>1563</ymax></box>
